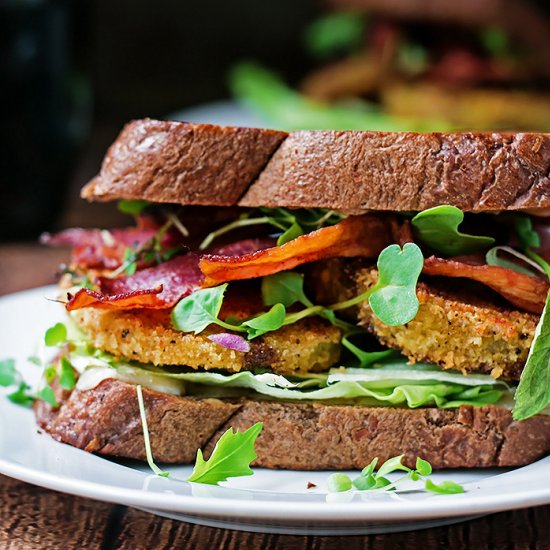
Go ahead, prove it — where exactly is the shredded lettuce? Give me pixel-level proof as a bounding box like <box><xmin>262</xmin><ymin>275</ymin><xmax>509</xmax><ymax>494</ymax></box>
<box><xmin>72</xmin><ymin>345</ymin><xmax>508</xmax><ymax>409</ymax></box>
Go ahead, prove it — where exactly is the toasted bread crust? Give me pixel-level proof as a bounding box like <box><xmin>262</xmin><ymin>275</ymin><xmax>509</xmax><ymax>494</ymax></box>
<box><xmin>35</xmin><ymin>378</ymin><xmax>550</xmax><ymax>469</ymax></box>
<box><xmin>241</xmin><ymin>130</ymin><xmax>550</xmax><ymax>213</ymax></box>
<box><xmin>81</xmin><ymin>119</ymin><xmax>286</xmax><ymax>206</ymax></box>
<box><xmin>82</xmin><ymin>120</ymin><xmax>550</xmax><ymax>213</ymax></box>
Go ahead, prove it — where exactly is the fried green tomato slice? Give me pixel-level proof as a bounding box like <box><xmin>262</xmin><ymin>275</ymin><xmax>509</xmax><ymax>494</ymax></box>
<box><xmin>71</xmin><ymin>308</ymin><xmax>341</xmax><ymax>375</ymax></box>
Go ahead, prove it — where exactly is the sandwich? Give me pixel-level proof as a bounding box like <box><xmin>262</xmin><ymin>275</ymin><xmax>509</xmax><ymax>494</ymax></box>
<box><xmin>36</xmin><ymin>118</ymin><xmax>550</xmax><ymax>470</ymax></box>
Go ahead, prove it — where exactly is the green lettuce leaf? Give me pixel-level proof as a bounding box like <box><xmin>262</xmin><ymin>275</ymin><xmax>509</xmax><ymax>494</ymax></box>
<box><xmin>73</xmin><ymin>347</ymin><xmax>507</xmax><ymax>410</ymax></box>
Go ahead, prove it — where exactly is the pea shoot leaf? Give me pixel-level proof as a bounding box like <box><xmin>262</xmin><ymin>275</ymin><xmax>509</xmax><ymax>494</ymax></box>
<box><xmin>277</xmin><ymin>222</ymin><xmax>303</xmax><ymax>246</ymax></box>
<box><xmin>411</xmin><ymin>205</ymin><xmax>495</xmax><ymax>256</ymax></box>
<box><xmin>368</xmin><ymin>243</ymin><xmax>423</xmax><ymax>326</ymax></box>
<box><xmin>515</xmin><ymin>216</ymin><xmax>541</xmax><ymax>249</ymax></box>
<box><xmin>171</xmin><ymin>285</ymin><xmax>228</xmax><ymax>334</ymax></box>
<box><xmin>341</xmin><ymin>335</ymin><xmax>398</xmax><ymax>367</ymax></box>
<box><xmin>117</xmin><ymin>200</ymin><xmax>151</xmax><ymax>215</ymax></box>
<box><xmin>59</xmin><ymin>357</ymin><xmax>76</xmax><ymax>390</ymax></box>
<box><xmin>485</xmin><ymin>246</ymin><xmax>542</xmax><ymax>276</ymax></box>
<box><xmin>262</xmin><ymin>272</ymin><xmax>312</xmax><ymax>308</ymax></box>
<box><xmin>415</xmin><ymin>457</ymin><xmax>432</xmax><ymax>476</ymax></box>
<box><xmin>36</xmin><ymin>386</ymin><xmax>58</xmax><ymax>408</ymax></box>
<box><xmin>7</xmin><ymin>382</ymin><xmax>34</xmax><ymax>407</ymax></box>
<box><xmin>304</xmin><ymin>12</ymin><xmax>365</xmax><ymax>59</ymax></box>
<box><xmin>0</xmin><ymin>358</ymin><xmax>18</xmax><ymax>387</ymax></box>
<box><xmin>513</xmin><ymin>291</ymin><xmax>550</xmax><ymax>420</ymax></box>
<box><xmin>329</xmin><ymin>455</ymin><xmax>464</xmax><ymax>495</ymax></box>
<box><xmin>425</xmin><ymin>479</ymin><xmax>465</xmax><ymax>495</ymax></box>
<box><xmin>376</xmin><ymin>455</ymin><xmax>410</xmax><ymax>478</ymax></box>
<box><xmin>187</xmin><ymin>422</ymin><xmax>263</xmax><ymax>485</ymax></box>
<box><xmin>44</xmin><ymin>323</ymin><xmax>67</xmax><ymax>347</ymax></box>
<box><xmin>242</xmin><ymin>304</ymin><xmax>286</xmax><ymax>339</ymax></box>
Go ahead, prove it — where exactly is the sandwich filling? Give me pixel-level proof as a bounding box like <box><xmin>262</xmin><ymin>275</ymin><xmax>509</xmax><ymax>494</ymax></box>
<box><xmin>42</xmin><ymin>202</ymin><xmax>550</xmax><ymax>420</ymax></box>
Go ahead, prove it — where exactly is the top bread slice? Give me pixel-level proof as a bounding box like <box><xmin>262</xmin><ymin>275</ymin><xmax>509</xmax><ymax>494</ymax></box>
<box><xmin>82</xmin><ymin>119</ymin><xmax>550</xmax><ymax>213</ymax></box>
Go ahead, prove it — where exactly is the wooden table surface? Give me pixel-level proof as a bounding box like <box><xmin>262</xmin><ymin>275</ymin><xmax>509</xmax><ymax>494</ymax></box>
<box><xmin>2</xmin><ymin>244</ymin><xmax>550</xmax><ymax>549</ymax></box>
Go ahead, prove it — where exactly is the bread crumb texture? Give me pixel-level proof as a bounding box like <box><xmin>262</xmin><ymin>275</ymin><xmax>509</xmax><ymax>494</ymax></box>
<box><xmin>71</xmin><ymin>308</ymin><xmax>341</xmax><ymax>375</ymax></box>
<box><xmin>357</xmin><ymin>268</ymin><xmax>537</xmax><ymax>380</ymax></box>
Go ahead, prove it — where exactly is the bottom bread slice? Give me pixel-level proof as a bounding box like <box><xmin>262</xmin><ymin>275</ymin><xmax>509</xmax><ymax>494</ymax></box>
<box><xmin>34</xmin><ymin>378</ymin><xmax>550</xmax><ymax>470</ymax></box>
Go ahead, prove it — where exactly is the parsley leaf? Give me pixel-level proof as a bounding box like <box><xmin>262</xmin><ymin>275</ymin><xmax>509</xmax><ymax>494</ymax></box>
<box><xmin>368</xmin><ymin>243</ymin><xmax>423</xmax><ymax>326</ymax></box>
<box><xmin>44</xmin><ymin>323</ymin><xmax>67</xmax><ymax>347</ymax></box>
<box><xmin>0</xmin><ymin>358</ymin><xmax>18</xmax><ymax>387</ymax></box>
<box><xmin>411</xmin><ymin>205</ymin><xmax>495</xmax><ymax>256</ymax></box>
<box><xmin>187</xmin><ymin>422</ymin><xmax>263</xmax><ymax>485</ymax></box>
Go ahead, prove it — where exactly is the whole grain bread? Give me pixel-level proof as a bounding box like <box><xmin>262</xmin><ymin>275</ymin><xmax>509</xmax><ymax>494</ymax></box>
<box><xmin>241</xmin><ymin>131</ymin><xmax>550</xmax><ymax>213</ymax></box>
<box><xmin>82</xmin><ymin>120</ymin><xmax>550</xmax><ymax>213</ymax></box>
<box><xmin>35</xmin><ymin>378</ymin><xmax>550</xmax><ymax>469</ymax></box>
<box><xmin>81</xmin><ymin>119</ymin><xmax>286</xmax><ymax>206</ymax></box>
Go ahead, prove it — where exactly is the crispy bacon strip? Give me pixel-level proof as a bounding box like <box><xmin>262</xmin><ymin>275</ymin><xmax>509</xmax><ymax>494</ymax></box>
<box><xmin>66</xmin><ymin>239</ymin><xmax>273</xmax><ymax>311</ymax></box>
<box><xmin>199</xmin><ymin>216</ymin><xmax>391</xmax><ymax>287</ymax></box>
<box><xmin>41</xmin><ymin>216</ymin><xmax>181</xmax><ymax>270</ymax></box>
<box><xmin>423</xmin><ymin>257</ymin><xmax>549</xmax><ymax>314</ymax></box>
<box><xmin>66</xmin><ymin>286</ymin><xmax>165</xmax><ymax>310</ymax></box>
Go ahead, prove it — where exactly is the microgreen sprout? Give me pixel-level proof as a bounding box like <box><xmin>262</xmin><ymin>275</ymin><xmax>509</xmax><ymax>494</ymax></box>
<box><xmin>187</xmin><ymin>422</ymin><xmax>263</xmax><ymax>485</ymax></box>
<box><xmin>136</xmin><ymin>385</ymin><xmax>169</xmax><ymax>477</ymax></box>
<box><xmin>199</xmin><ymin>208</ymin><xmax>346</xmax><ymax>250</ymax></box>
<box><xmin>327</xmin><ymin>455</ymin><xmax>464</xmax><ymax>495</ymax></box>
<box><xmin>411</xmin><ymin>205</ymin><xmax>495</xmax><ymax>256</ymax></box>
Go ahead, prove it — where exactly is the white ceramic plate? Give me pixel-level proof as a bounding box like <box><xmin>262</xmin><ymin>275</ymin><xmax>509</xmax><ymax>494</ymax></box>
<box><xmin>2</xmin><ymin>286</ymin><xmax>550</xmax><ymax>535</ymax></box>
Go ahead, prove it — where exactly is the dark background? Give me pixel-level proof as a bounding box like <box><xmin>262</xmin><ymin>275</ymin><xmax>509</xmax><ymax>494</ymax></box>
<box><xmin>2</xmin><ymin>0</ymin><xmax>550</xmax><ymax>241</ymax></box>
<box><xmin>0</xmin><ymin>0</ymin><xmax>320</xmax><ymax>241</ymax></box>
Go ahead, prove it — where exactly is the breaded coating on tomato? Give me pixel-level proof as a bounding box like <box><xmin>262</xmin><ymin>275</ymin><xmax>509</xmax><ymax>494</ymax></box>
<box><xmin>356</xmin><ymin>269</ymin><xmax>537</xmax><ymax>381</ymax></box>
<box><xmin>71</xmin><ymin>308</ymin><xmax>341</xmax><ymax>375</ymax></box>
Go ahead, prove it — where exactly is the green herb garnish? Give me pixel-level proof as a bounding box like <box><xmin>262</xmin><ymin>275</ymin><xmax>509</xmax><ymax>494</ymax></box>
<box><xmin>0</xmin><ymin>358</ymin><xmax>18</xmax><ymax>387</ymax></box>
<box><xmin>512</xmin><ymin>218</ymin><xmax>550</xmax><ymax>420</ymax></box>
<box><xmin>332</xmin><ymin>243</ymin><xmax>424</xmax><ymax>326</ymax></box>
<box><xmin>411</xmin><ymin>205</ymin><xmax>495</xmax><ymax>256</ymax></box>
<box><xmin>7</xmin><ymin>382</ymin><xmax>34</xmax><ymax>407</ymax></box>
<box><xmin>187</xmin><ymin>422</ymin><xmax>263</xmax><ymax>485</ymax></box>
<box><xmin>513</xmin><ymin>290</ymin><xmax>550</xmax><ymax>420</ymax></box>
<box><xmin>328</xmin><ymin>455</ymin><xmax>464</xmax><ymax>495</ymax></box>
<box><xmin>59</xmin><ymin>357</ymin><xmax>76</xmax><ymax>391</ymax></box>
<box><xmin>44</xmin><ymin>323</ymin><xmax>67</xmax><ymax>347</ymax></box>
<box><xmin>199</xmin><ymin>207</ymin><xmax>345</xmax><ymax>250</ymax></box>
<box><xmin>136</xmin><ymin>384</ymin><xmax>169</xmax><ymax>477</ymax></box>
<box><xmin>117</xmin><ymin>200</ymin><xmax>151</xmax><ymax>215</ymax></box>
<box><xmin>304</xmin><ymin>11</ymin><xmax>365</xmax><ymax>59</ymax></box>
<box><xmin>36</xmin><ymin>386</ymin><xmax>57</xmax><ymax>408</ymax></box>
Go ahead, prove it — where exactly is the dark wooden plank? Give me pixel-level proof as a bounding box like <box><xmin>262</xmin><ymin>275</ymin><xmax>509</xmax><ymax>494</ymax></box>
<box><xmin>3</xmin><ymin>455</ymin><xmax>550</xmax><ymax>548</ymax></box>
<box><xmin>0</xmin><ymin>474</ymin><xmax>111</xmax><ymax>550</ymax></box>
